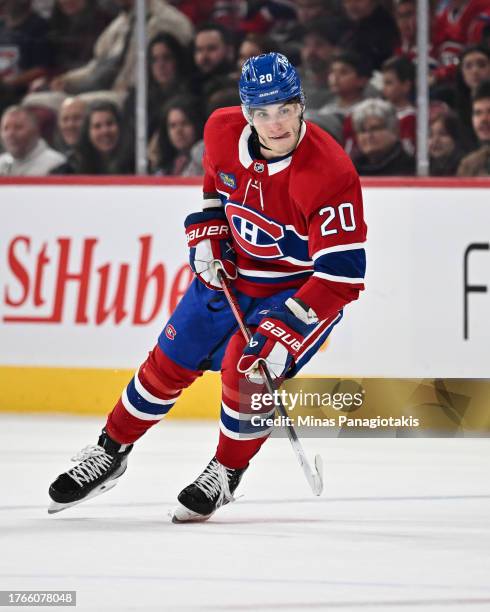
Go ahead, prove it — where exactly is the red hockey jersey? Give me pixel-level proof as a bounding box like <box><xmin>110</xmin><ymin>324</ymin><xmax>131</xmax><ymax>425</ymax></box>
<box><xmin>202</xmin><ymin>107</ymin><xmax>367</xmax><ymax>322</ymax></box>
<box><xmin>433</xmin><ymin>0</ymin><xmax>490</xmax><ymax>67</ymax></box>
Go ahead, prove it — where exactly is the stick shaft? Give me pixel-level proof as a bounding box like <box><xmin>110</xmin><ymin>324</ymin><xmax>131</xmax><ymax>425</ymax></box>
<box><xmin>217</xmin><ymin>269</ymin><xmax>323</xmax><ymax>495</ymax></box>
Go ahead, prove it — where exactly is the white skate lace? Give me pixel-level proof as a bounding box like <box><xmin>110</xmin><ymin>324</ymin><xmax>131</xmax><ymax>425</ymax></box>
<box><xmin>195</xmin><ymin>460</ymin><xmax>234</xmax><ymax>505</ymax></box>
<box><xmin>68</xmin><ymin>445</ymin><xmax>113</xmax><ymax>487</ymax></box>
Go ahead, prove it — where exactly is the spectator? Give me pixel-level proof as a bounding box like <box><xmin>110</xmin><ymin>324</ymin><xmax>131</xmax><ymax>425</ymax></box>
<box><xmin>46</xmin><ymin>0</ymin><xmax>113</xmax><ymax>74</ymax></box>
<box><xmin>432</xmin><ymin>0</ymin><xmax>490</xmax><ymax>80</ymax></box>
<box><xmin>317</xmin><ymin>50</ymin><xmax>373</xmax><ymax>118</ymax></box>
<box><xmin>429</xmin><ymin>111</ymin><xmax>465</xmax><ymax>175</ymax></box>
<box><xmin>122</xmin><ymin>32</ymin><xmax>191</xmax><ymax>139</ymax></box>
<box><xmin>149</xmin><ymin>95</ymin><xmax>204</xmax><ymax>175</ymax></box>
<box><xmin>177</xmin><ymin>1</ymin><xmax>297</xmax><ymax>37</ymax></box>
<box><xmin>453</xmin><ymin>45</ymin><xmax>490</xmax><ymax>149</ymax></box>
<box><xmin>190</xmin><ymin>23</ymin><xmax>234</xmax><ymax>97</ymax></box>
<box><xmin>0</xmin><ymin>0</ymin><xmax>52</xmax><ymax>112</ymax></box>
<box><xmin>457</xmin><ymin>80</ymin><xmax>490</xmax><ymax>176</ymax></box>
<box><xmin>340</xmin><ymin>0</ymin><xmax>399</xmax><ymax>70</ymax></box>
<box><xmin>56</xmin><ymin>96</ymin><xmax>87</xmax><ymax>151</ymax></box>
<box><xmin>286</xmin><ymin>0</ymin><xmax>345</xmax><ymax>58</ymax></box>
<box><xmin>341</xmin><ymin>0</ymin><xmax>399</xmax><ymax>70</ymax></box>
<box><xmin>460</xmin><ymin>45</ymin><xmax>490</xmax><ymax>95</ymax></box>
<box><xmin>238</xmin><ymin>1</ymin><xmax>298</xmax><ymax>42</ymax></box>
<box><xmin>49</xmin><ymin>96</ymin><xmax>87</xmax><ymax>172</ymax></box>
<box><xmin>352</xmin><ymin>98</ymin><xmax>415</xmax><ymax>175</ymax></box>
<box><xmin>393</xmin><ymin>0</ymin><xmax>439</xmax><ymax>75</ymax></box>
<box><xmin>49</xmin><ymin>0</ymin><xmax>193</xmax><ymax>99</ymax></box>
<box><xmin>307</xmin><ymin>50</ymin><xmax>374</xmax><ymax>144</ymax></box>
<box><xmin>236</xmin><ymin>33</ymin><xmax>278</xmax><ymax>72</ymax></box>
<box><xmin>381</xmin><ymin>55</ymin><xmax>416</xmax><ymax>154</ymax></box>
<box><xmin>33</xmin><ymin>0</ymin><xmax>55</xmax><ymax>18</ymax></box>
<box><xmin>73</xmin><ymin>100</ymin><xmax>133</xmax><ymax>173</ymax></box>
<box><xmin>293</xmin><ymin>0</ymin><xmax>339</xmax><ymax>24</ymax></box>
<box><xmin>394</xmin><ymin>0</ymin><xmax>416</xmax><ymax>59</ymax></box>
<box><xmin>298</xmin><ymin>18</ymin><xmax>345</xmax><ymax>110</ymax></box>
<box><xmin>0</xmin><ymin>105</ymin><xmax>66</xmax><ymax>174</ymax></box>
<box><xmin>344</xmin><ymin>54</ymin><xmax>416</xmax><ymax>157</ymax></box>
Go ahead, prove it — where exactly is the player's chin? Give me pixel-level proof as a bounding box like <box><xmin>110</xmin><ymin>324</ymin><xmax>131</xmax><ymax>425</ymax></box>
<box><xmin>269</xmin><ymin>136</ymin><xmax>295</xmax><ymax>154</ymax></box>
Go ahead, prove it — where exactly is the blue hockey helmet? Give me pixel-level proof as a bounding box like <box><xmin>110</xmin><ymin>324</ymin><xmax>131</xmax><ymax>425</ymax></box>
<box><xmin>239</xmin><ymin>53</ymin><xmax>305</xmax><ymax>111</ymax></box>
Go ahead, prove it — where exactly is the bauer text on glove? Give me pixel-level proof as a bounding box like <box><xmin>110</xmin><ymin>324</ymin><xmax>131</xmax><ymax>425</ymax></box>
<box><xmin>237</xmin><ymin>298</ymin><xmax>318</xmax><ymax>383</ymax></box>
<box><xmin>185</xmin><ymin>209</ymin><xmax>237</xmax><ymax>290</ymax></box>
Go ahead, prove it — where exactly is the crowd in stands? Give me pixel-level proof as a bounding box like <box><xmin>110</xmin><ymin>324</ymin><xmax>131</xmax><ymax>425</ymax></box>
<box><xmin>1</xmin><ymin>0</ymin><xmax>490</xmax><ymax>177</ymax></box>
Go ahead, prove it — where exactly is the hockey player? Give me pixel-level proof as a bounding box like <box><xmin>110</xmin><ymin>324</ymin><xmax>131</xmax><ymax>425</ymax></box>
<box><xmin>48</xmin><ymin>53</ymin><xmax>367</xmax><ymax>522</ymax></box>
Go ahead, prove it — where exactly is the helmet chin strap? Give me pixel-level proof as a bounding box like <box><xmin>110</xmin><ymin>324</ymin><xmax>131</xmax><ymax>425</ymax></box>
<box><xmin>253</xmin><ymin>128</ymin><xmax>273</xmax><ymax>151</ymax></box>
<box><xmin>289</xmin><ymin>120</ymin><xmax>304</xmax><ymax>153</ymax></box>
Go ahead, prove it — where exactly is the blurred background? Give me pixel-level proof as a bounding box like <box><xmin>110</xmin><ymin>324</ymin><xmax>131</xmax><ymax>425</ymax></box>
<box><xmin>1</xmin><ymin>0</ymin><xmax>490</xmax><ymax>177</ymax></box>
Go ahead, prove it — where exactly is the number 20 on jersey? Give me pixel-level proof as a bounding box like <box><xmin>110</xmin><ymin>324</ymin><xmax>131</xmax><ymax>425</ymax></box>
<box><xmin>319</xmin><ymin>203</ymin><xmax>356</xmax><ymax>236</ymax></box>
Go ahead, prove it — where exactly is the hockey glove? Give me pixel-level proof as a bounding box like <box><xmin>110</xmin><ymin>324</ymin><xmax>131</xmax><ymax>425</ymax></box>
<box><xmin>237</xmin><ymin>298</ymin><xmax>319</xmax><ymax>383</ymax></box>
<box><xmin>185</xmin><ymin>209</ymin><xmax>237</xmax><ymax>291</ymax></box>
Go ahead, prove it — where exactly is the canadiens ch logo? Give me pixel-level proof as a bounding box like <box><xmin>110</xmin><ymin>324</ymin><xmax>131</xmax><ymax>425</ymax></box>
<box><xmin>226</xmin><ymin>203</ymin><xmax>284</xmax><ymax>258</ymax></box>
<box><xmin>253</xmin><ymin>161</ymin><xmax>265</xmax><ymax>173</ymax></box>
<box><xmin>165</xmin><ymin>324</ymin><xmax>177</xmax><ymax>340</ymax></box>
<box><xmin>218</xmin><ymin>171</ymin><xmax>236</xmax><ymax>190</ymax></box>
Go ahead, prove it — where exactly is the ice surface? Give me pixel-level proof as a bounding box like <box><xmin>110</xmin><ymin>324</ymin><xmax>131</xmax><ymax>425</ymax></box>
<box><xmin>1</xmin><ymin>414</ymin><xmax>490</xmax><ymax>611</ymax></box>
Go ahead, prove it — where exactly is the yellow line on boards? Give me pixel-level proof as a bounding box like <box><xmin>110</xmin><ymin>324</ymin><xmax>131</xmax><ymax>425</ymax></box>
<box><xmin>0</xmin><ymin>367</ymin><xmax>221</xmax><ymax>419</ymax></box>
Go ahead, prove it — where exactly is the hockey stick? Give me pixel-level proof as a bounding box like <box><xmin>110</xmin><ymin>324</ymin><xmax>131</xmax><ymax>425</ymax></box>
<box><xmin>215</xmin><ymin>266</ymin><xmax>324</xmax><ymax>496</ymax></box>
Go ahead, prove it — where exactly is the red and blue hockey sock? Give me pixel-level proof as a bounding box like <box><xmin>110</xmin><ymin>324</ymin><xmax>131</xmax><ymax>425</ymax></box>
<box><xmin>106</xmin><ymin>345</ymin><xmax>201</xmax><ymax>444</ymax></box>
<box><xmin>216</xmin><ymin>331</ymin><xmax>275</xmax><ymax>469</ymax></box>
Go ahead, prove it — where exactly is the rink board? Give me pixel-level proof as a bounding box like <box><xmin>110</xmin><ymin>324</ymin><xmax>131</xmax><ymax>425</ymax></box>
<box><xmin>0</xmin><ymin>177</ymin><xmax>489</xmax><ymax>417</ymax></box>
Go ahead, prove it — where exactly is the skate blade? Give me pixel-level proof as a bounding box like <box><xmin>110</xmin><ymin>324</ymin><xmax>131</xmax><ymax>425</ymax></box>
<box><xmin>48</xmin><ymin>479</ymin><xmax>119</xmax><ymax>514</ymax></box>
<box><xmin>170</xmin><ymin>503</ymin><xmax>213</xmax><ymax>524</ymax></box>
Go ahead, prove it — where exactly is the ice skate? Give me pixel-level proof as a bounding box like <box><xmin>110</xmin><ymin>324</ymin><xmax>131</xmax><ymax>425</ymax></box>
<box><xmin>48</xmin><ymin>429</ymin><xmax>133</xmax><ymax>514</ymax></box>
<box><xmin>172</xmin><ymin>457</ymin><xmax>247</xmax><ymax>523</ymax></box>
